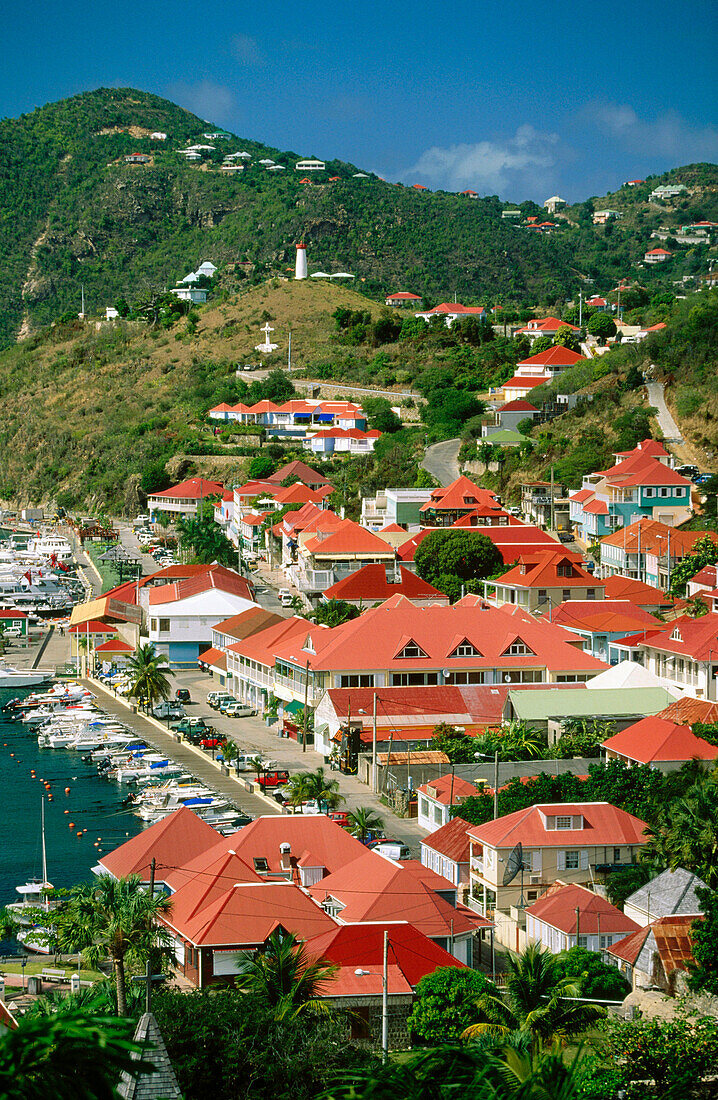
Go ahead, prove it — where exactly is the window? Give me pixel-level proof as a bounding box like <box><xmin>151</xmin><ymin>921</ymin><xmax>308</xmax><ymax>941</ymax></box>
<box><xmin>445</xmin><ymin>671</ymin><xmax>485</xmax><ymax>685</ymax></box>
<box><xmin>557</xmin><ymin>563</ymin><xmax>574</xmax><ymax>578</ymax></box>
<box><xmin>449</xmin><ymin>639</ymin><xmax>482</xmax><ymax>658</ymax></box>
<box><xmin>538</xmin><ymin>589</ymin><xmax>548</xmax><ymax>604</ymax></box>
<box><xmin>391</xmin><ymin>672</ymin><xmax>439</xmax><ymax>686</ymax></box>
<box><xmin>660</xmin><ymin>487</ymin><xmax>669</xmax><ymax>497</ymax></box>
<box><xmin>419</xmin><ymin>796</ymin><xmax>429</xmax><ymax>818</ymax></box>
<box><xmin>587</xmin><ymin>588</ymin><xmax>596</xmax><ymax>600</ymax></box>
<box><xmin>556</xmin><ymin>816</ymin><xmax>573</xmax><ymax>830</ymax></box>
<box><xmin>504</xmin><ymin>639</ymin><xmax>534</xmax><ymax>656</ymax></box>
<box><xmin>645</xmin><ymin>487</ymin><xmax>655</xmax><ymax>498</ymax></box>
<box><xmin>339</xmin><ymin>674</ymin><xmax>374</xmax><ymax>688</ymax></box>
<box><xmin>613</xmin><ymin>847</ymin><xmax>621</xmax><ymax>863</ymax></box>
<box><xmin>526</xmin><ymin>890</ymin><xmax>538</xmax><ymax>902</ymax></box>
<box><xmin>150</xmin><ymin>619</ymin><xmax>158</xmax><ymax>632</ymax></box>
<box><xmin>577</xmin><ymin>935</ymin><xmax>588</xmax><ymax>949</ymax></box>
<box><xmin>397</xmin><ymin>640</ymin><xmax>428</xmax><ymax>659</ymax></box>
<box><xmin>433</xmin><ymin>805</ymin><xmax>442</xmax><ymax>825</ymax></box>
<box><xmin>562</xmin><ymin>589</ymin><xmax>571</xmax><ymax>602</ymax></box>
<box><xmin>565</xmin><ymin>850</ymin><xmax>580</xmax><ymax>869</ymax></box>
<box><xmin>159</xmin><ymin>618</ymin><xmax>170</xmax><ymax>632</ymax></box>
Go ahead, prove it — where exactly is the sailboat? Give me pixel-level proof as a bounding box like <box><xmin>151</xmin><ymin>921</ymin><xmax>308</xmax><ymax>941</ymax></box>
<box><xmin>13</xmin><ymin>798</ymin><xmax>58</xmax><ymax>954</ymax></box>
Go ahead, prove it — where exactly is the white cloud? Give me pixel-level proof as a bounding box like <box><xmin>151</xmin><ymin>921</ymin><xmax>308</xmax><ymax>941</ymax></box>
<box><xmin>166</xmin><ymin>81</ymin><xmax>237</xmax><ymax>125</ymax></box>
<box><xmin>588</xmin><ymin>103</ymin><xmax>718</xmax><ymax>162</ymax></box>
<box><xmin>231</xmin><ymin>34</ymin><xmax>265</xmax><ymax>66</ymax></box>
<box><xmin>402</xmin><ymin>125</ymin><xmax>561</xmax><ymax>197</ymax></box>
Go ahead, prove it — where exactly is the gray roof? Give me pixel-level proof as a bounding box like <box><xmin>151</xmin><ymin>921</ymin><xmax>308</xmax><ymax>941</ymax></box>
<box><xmin>626</xmin><ymin>867</ymin><xmax>708</xmax><ymax>918</ymax></box>
<box><xmin>117</xmin><ymin>1012</ymin><xmax>181</xmax><ymax>1100</ymax></box>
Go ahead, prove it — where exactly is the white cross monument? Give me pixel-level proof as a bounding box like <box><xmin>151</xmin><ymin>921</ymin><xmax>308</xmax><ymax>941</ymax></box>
<box><xmin>255</xmin><ymin>322</ymin><xmax>278</xmax><ymax>354</ymax></box>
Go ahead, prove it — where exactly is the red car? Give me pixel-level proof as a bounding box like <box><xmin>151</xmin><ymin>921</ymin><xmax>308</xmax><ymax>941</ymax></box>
<box><xmin>329</xmin><ymin>811</ymin><xmax>352</xmax><ymax>829</ymax></box>
<box><xmin>199</xmin><ymin>737</ymin><xmax>224</xmax><ymax>750</ymax></box>
<box><xmin>256</xmin><ymin>770</ymin><xmax>290</xmax><ymax>788</ymax></box>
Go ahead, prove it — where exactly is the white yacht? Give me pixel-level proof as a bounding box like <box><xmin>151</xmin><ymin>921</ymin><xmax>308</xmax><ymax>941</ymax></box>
<box><xmin>0</xmin><ymin>666</ymin><xmax>54</xmax><ymax>688</ymax></box>
<box><xmin>10</xmin><ymin>800</ymin><xmax>57</xmax><ymax>954</ymax></box>
<box><xmin>26</xmin><ymin>534</ymin><xmax>73</xmax><ymax>561</ymax></box>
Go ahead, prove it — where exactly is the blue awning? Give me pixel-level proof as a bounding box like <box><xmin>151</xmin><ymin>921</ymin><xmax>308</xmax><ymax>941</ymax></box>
<box><xmin>317</xmin><ymin>413</ymin><xmax>334</xmax><ymax>422</ymax></box>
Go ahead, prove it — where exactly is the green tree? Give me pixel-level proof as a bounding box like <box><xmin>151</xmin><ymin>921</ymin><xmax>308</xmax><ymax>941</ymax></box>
<box><xmin>603</xmin><ymin>1012</ymin><xmax>718</xmax><ymax>1097</ymax></box>
<box><xmin>688</xmin><ymin>887</ymin><xmax>718</xmax><ymax>994</ymax></box>
<box><xmin>529</xmin><ymin>335</ymin><xmax>554</xmax><ymax>355</ymax></box>
<box><xmin>176</xmin><ymin>509</ymin><xmax>236</xmax><ymax>566</ymax></box>
<box><xmin>414</xmin><ymin>530</ymin><xmax>502</xmax><ymax>603</ymax></box>
<box><xmin>553</xmin><ymin>946</ymin><xmax>630</xmax><ymax>1000</ymax></box>
<box><xmin>300</xmin><ymin>767</ymin><xmax>343</xmax><ymax>814</ymax></box>
<box><xmin>408</xmin><ymin>967</ymin><xmax>497</xmax><ymax>1044</ymax></box>
<box><xmin>586</xmin><ymin>313</ymin><xmax>617</xmax><ymax>340</ymax></box>
<box><xmin>669</xmin><ymin>534</ymin><xmax>718</xmax><ymax>595</ymax></box>
<box><xmin>235</xmin><ymin>930</ymin><xmax>338</xmax><ymax>1020</ymax></box>
<box><xmin>0</xmin><ymin>1009</ymin><xmax>151</xmax><ymax>1100</ymax></box>
<box><xmin>363</xmin><ymin>397</ymin><xmax>402</xmax><ymax>433</ymax></box>
<box><xmin>0</xmin><ymin>906</ymin><xmax>18</xmax><ymax>940</ymax></box>
<box><xmin>553</xmin><ymin>326</ymin><xmax>581</xmax><ymax>352</ymax></box>
<box><xmin>346</xmin><ymin>806</ymin><xmax>384</xmax><ymax>842</ymax></box>
<box><xmin>248</xmin><ymin>454</ymin><xmax>276</xmax><ymax>479</ymax></box>
<box><xmin>126</xmin><ymin>642</ymin><xmax>172</xmax><ymax>711</ymax></box>
<box><xmin>642</xmin><ymin>775</ymin><xmax>718</xmax><ymax>887</ymax></box>
<box><xmin>462</xmin><ymin>944</ymin><xmax>605</xmax><ymax>1054</ymax></box>
<box><xmin>311</xmin><ymin>599</ymin><xmax>361</xmax><ymax>628</ymax></box>
<box><xmin>55</xmin><ymin>875</ymin><xmax>172</xmax><ymax>1016</ymax></box>
<box><xmin>430</xmin><ymin>723</ymin><xmax>485</xmax><ymax>763</ymax></box>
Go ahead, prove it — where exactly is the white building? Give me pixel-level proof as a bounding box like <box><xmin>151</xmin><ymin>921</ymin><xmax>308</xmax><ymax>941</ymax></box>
<box><xmin>295</xmin><ymin>159</ymin><xmax>325</xmax><ymax>171</ymax></box>
<box><xmin>295</xmin><ymin>243</ymin><xmax>308</xmax><ymax>280</ymax></box>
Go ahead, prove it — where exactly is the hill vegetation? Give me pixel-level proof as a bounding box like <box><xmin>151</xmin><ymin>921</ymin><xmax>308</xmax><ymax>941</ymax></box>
<box><xmin>3</xmin><ymin>86</ymin><xmax>716</xmax><ymax>351</ymax></box>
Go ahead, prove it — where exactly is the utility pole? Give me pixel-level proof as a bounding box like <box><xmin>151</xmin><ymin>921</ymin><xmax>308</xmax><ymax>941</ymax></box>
<box><xmin>382</xmin><ymin>930</ymin><xmax>389</xmax><ymax>1063</ymax></box>
<box><xmin>493</xmin><ymin>750</ymin><xmax>499</xmax><ymax>820</ymax></box>
<box><xmin>372</xmin><ymin>691</ymin><xmax>378</xmax><ymax>794</ymax></box>
<box><xmin>287</xmin><ymin>327</ymin><xmax>292</xmax><ymax>372</ymax></box>
<box><xmin>578</xmin><ymin>290</ymin><xmax>583</xmax><ymax>330</ymax></box>
<box><xmin>147</xmin><ymin>858</ymin><xmax>156</xmax><ymax>1013</ymax></box>
<box><xmin>550</xmin><ymin>465</ymin><xmax>555</xmax><ymax>533</ymax></box>
<box><xmin>302</xmin><ymin>658</ymin><xmax>310</xmax><ymax>752</ymax></box>
<box><xmin>575</xmin><ymin>906</ymin><xmax>580</xmax><ymax>948</ymax></box>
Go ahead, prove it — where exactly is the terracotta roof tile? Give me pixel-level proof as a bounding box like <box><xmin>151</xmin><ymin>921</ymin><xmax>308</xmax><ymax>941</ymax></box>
<box><xmin>527</xmin><ymin>882</ymin><xmax>640</xmax><ymax>935</ymax></box>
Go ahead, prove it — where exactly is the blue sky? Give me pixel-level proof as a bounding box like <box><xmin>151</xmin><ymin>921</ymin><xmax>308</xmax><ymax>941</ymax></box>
<box><xmin>6</xmin><ymin>0</ymin><xmax>717</xmax><ymax>201</ymax></box>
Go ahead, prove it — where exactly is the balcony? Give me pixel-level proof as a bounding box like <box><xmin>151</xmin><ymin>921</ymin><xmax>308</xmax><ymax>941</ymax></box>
<box><xmin>289</xmin><ymin>565</ymin><xmax>335</xmax><ymax>592</ymax></box>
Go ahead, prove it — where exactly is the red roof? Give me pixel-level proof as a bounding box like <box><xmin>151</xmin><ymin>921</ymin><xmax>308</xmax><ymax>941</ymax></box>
<box><xmin>267</xmin><ymin>460</ymin><xmax>332</xmax><ymax>487</ymax></box>
<box><xmin>305</xmin><ymin>922</ymin><xmax>466</xmax><ymax>994</ymax></box>
<box><xmin>502</xmin><ymin>375</ymin><xmax>550</xmax><ymax>390</ymax></box>
<box><xmin>221</xmin><ymin>814</ymin><xmax>369</xmax><ymax>880</ymax></box>
<box><xmin>420</xmin><ymin>476</ymin><xmax>499</xmax><ymax>514</ymax></box>
<box><xmin>645</xmin><ymin>248</ymin><xmax>672</xmax><ymax>256</ymax></box>
<box><xmin>517</xmin><ymin>316</ymin><xmax>579</xmax><ymax>334</ymax></box>
<box><xmin>603</xmin><ymin>574</ymin><xmax>674</xmax><ymax>607</ymax></box>
<box><xmin>657</xmin><ymin>696</ymin><xmax>718</xmax><ymax>725</ymax></box>
<box><xmin>412</xmin><ymin>184</ymin><xmax>428</xmax><ymax>190</ymax></box>
<box><xmin>602</xmin><ymin>715</ymin><xmax>718</xmax><ymax>764</ymax></box>
<box><xmin>386</xmin><ymin>292</ymin><xmax>422</xmax><ymax>301</ymax></box>
<box><xmin>421</xmin><ymin>816</ymin><xmax>474</xmax><ymax>864</ymax></box>
<box><xmin>304</xmin><ymin>519</ymin><xmax>396</xmax><ymax>556</ymax></box>
<box><xmin>228</xmin><ymin>616</ymin><xmax>315</xmax><ymax>670</ymax></box>
<box><xmin>94</xmin><ymin>639</ymin><xmax>135</xmax><ymax>654</ymax></box>
<box><xmin>163</xmin><ymin>880</ymin><xmax>336</xmax><ymax>947</ymax></box>
<box><xmin>197</xmin><ymin>646</ymin><xmax>227</xmax><ymax>671</ymax></box>
<box><xmin>69</xmin><ymin>620</ymin><xmax>116</xmax><ymax>635</ymax></box>
<box><xmin>608</xmin><ymin>915</ymin><xmax>701</xmax><ymax>971</ymax></box>
<box><xmin>467</xmin><ymin>801</ymin><xmax>649</xmax><ymax>849</ymax></box>
<box><xmin>99</xmin><ymin>806</ymin><xmax>219</xmax><ymax>882</ymax></box>
<box><xmin>213</xmin><ymin>607</ymin><xmax>283</xmax><ymax>640</ymax></box>
<box><xmin>149</xmin><ymin>477</ymin><xmax>224</xmax><ymax>500</ymax></box>
<box><xmin>527</xmin><ymin>882</ymin><xmax>639</xmax><ymax>936</ymax></box>
<box><xmin>499</xmin><ymin>400</ymin><xmax>539</xmax><ymax>412</ymax></box>
<box><xmin>639</xmin><ymin>612</ymin><xmax>718</xmax><ymax>661</ymax></box>
<box><xmin>0</xmin><ymin>609</ymin><xmax>28</xmax><ymax>618</ymax></box>
<box><xmin>498</xmin><ymin>551</ymin><xmax>600</xmax><ymax>590</ymax></box>
<box><xmin>417</xmin><ymin>773</ymin><xmax>480</xmax><ymax>805</ymax></box>
<box><xmin>147</xmin><ymin>564</ymin><xmax>254</xmax><ymax>606</ymax></box>
<box><xmin>309</xmin><ymin>850</ymin><xmax>489</xmax><ymax>937</ymax></box>
<box><xmin>547</xmin><ymin>600</ymin><xmax>658</xmax><ymax>635</ymax></box>
<box><xmin>323</xmin><ymin>563</ymin><xmax>446</xmax><ymax>603</ymax></box>
<box><xmin>517</xmin><ymin>346</ymin><xmax>585</xmax><ymax>368</ymax></box>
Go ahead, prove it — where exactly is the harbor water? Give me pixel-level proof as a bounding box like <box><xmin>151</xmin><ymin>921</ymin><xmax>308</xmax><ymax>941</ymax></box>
<box><xmin>0</xmin><ymin>686</ymin><xmax>145</xmax><ymax>953</ymax></box>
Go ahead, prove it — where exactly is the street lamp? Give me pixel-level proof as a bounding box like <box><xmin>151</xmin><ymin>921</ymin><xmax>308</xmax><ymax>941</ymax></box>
<box><xmin>475</xmin><ymin>750</ymin><xmax>500</xmax><ymax>819</ymax></box>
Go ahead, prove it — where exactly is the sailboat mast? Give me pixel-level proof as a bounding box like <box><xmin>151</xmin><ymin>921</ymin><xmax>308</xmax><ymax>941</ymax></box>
<box><xmin>41</xmin><ymin>796</ymin><xmax>48</xmax><ymax>903</ymax></box>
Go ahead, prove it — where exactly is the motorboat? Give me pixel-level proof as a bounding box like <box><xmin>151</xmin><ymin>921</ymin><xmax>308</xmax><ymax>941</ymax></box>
<box><xmin>26</xmin><ymin>535</ymin><xmax>73</xmax><ymax>561</ymax></box>
<box><xmin>0</xmin><ymin>665</ymin><xmax>54</xmax><ymax>688</ymax></box>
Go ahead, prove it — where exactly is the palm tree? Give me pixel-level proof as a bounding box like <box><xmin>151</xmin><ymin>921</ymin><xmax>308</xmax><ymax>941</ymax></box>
<box><xmin>284</xmin><ymin>773</ymin><xmax>311</xmax><ymax>814</ymax></box>
<box><xmin>55</xmin><ymin>874</ymin><xmax>173</xmax><ymax>1016</ymax></box>
<box><xmin>0</xmin><ymin>906</ymin><xmax>18</xmax><ymax>940</ymax></box>
<box><xmin>222</xmin><ymin>740</ymin><xmax>240</xmax><ymax>774</ymax></box>
<box><xmin>462</xmin><ymin>944</ymin><xmax>605</xmax><ymax>1055</ymax></box>
<box><xmin>235</xmin><ymin>930</ymin><xmax>338</xmax><ymax>1020</ymax></box>
<box><xmin>126</xmin><ymin>643</ymin><xmax>172</xmax><ymax>712</ymax></box>
<box><xmin>0</xmin><ymin>1009</ymin><xmax>152</xmax><ymax>1100</ymax></box>
<box><xmin>347</xmin><ymin>806</ymin><xmax>384</xmax><ymax>842</ymax></box>
<box><xmin>302</xmin><ymin>767</ymin><xmax>344</xmax><ymax>814</ymax></box>
<box><xmin>643</xmin><ymin>777</ymin><xmax>718</xmax><ymax>888</ymax></box>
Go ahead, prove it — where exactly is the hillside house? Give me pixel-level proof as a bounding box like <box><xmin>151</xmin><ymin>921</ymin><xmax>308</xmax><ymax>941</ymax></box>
<box><xmin>593</xmin><ymin>210</ymin><xmax>623</xmax><ymax>224</ymax></box>
<box><xmin>644</xmin><ymin>248</ymin><xmax>672</xmax><ymax>264</ymax></box>
<box><xmin>600</xmin><ymin>518</ymin><xmax>701</xmax><ymax>590</ymax></box>
<box><xmin>288</xmin><ymin>518</ymin><xmax>397</xmax><ymax>599</ymax></box>
<box><xmin>569</xmin><ymin>440</ymin><xmax>692</xmax><ymax>542</ymax></box>
<box><xmin>514</xmin><ymin>317</ymin><xmax>579</xmax><ymax>343</ymax></box>
<box><xmin>520</xmin><ymin>481</ymin><xmax>570</xmax><ymax>532</ymax></box>
<box><xmin>414</xmin><ymin>302</ymin><xmax>487</xmax><ymax>327</ymax></box>
<box><xmin>545</xmin><ymin>600</ymin><xmax>659</xmax><ymax>663</ymax></box>
<box><xmin>489</xmin><ymin>551</ymin><xmax>604</xmax><ymax>613</ymax></box>
<box><xmin>419</xmin><ymin>476</ymin><xmax>501</xmax><ymax>526</ymax></box>
<box><xmin>147</xmin><ymin>566</ymin><xmax>256</xmax><ymax>666</ymax></box>
<box><xmin>148</xmin><ymin>477</ymin><xmax>224</xmax><ymax>520</ymax></box>
<box><xmin>322</xmin><ymin>563</ymin><xmax>449</xmax><ymax>608</ymax></box>
<box><xmin>305</xmin><ymin>427</ymin><xmax>381</xmax><ymax>455</ymax></box>
<box><xmin>543</xmin><ymin>196</ymin><xmax>567</xmax><ymax>213</ymax></box>
<box><xmin>295</xmin><ymin>159</ymin><xmax>325</xmax><ymax>171</ymax></box>
<box><xmin>650</xmin><ymin>184</ymin><xmax>688</xmax><ymax>200</ymax></box>
<box><xmin>526</xmin><ymin>882</ymin><xmax>639</xmax><ymax>953</ymax></box>
<box><xmin>170</xmin><ymin>286</ymin><xmax>207</xmax><ymax>304</ymax></box>
<box><xmin>607</xmin><ymin>915</ymin><xmax>701</xmax><ymax>994</ymax></box>
<box><xmin>466</xmin><ymin>802</ymin><xmax>649</xmax><ymax>947</ymax></box>
<box><xmin>486</xmin><ymin>400</ymin><xmax>539</xmax><ymax>435</ymax></box>
<box><xmin>385</xmin><ymin>292</ymin><xmax>423</xmax><ymax>308</ymax></box>
<box><xmin>612</xmin><ymin>613</ymin><xmax>718</xmax><ymax>701</ymax></box>
<box><xmin>421</xmin><ymin>816</ymin><xmax>474</xmax><ymax>893</ymax></box>
<box><xmin>361</xmin><ymin>488</ymin><xmax>433</xmax><ymax>531</ymax></box>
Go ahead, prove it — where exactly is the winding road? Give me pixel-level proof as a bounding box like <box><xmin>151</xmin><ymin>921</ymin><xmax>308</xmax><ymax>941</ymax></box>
<box><xmin>646</xmin><ymin>380</ymin><xmax>684</xmax><ymax>446</ymax></box>
<box><xmin>421</xmin><ymin>438</ymin><xmax>461</xmax><ymax>485</ymax></box>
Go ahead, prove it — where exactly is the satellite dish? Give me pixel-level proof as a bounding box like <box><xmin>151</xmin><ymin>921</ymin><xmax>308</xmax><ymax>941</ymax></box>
<box><xmin>442</xmin><ymin>669</ymin><xmax>451</xmax><ymax>679</ymax></box>
<box><xmin>504</xmin><ymin>674</ymin><xmax>512</xmax><ymax>683</ymax></box>
<box><xmin>502</xmin><ymin>842</ymin><xmax>525</xmax><ymax>886</ymax></box>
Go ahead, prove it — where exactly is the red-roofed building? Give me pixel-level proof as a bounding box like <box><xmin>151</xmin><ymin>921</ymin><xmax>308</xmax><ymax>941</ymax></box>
<box><xmin>607</xmin><ymin>914</ymin><xmax>702</xmax><ymax>993</ymax></box>
<box><xmin>515</xmin><ymin>317</ymin><xmax>579</xmax><ymax>341</ymax></box>
<box><xmin>414</xmin><ymin>302</ymin><xmax>487</xmax><ymax>328</ymax></box>
<box><xmin>544</xmin><ymin>599</ymin><xmax>660</xmax><ymax>663</ymax></box>
<box><xmin>600</xmin><ymin>518</ymin><xmax>701</xmax><ymax>590</ymax></box>
<box><xmin>492</xmin><ymin>399</ymin><xmax>540</xmax><ymax>434</ymax></box>
<box><xmin>322</xmin><ymin>563</ymin><xmax>449</xmax><ymax>608</ymax></box>
<box><xmin>421</xmin><ymin>816</ymin><xmax>474</xmax><ymax>890</ymax></box>
<box><xmin>305</xmin><ymin>921</ymin><xmax>466</xmax><ymax>1047</ymax></box>
<box><xmin>417</xmin><ymin>773</ymin><xmax>481</xmax><ymax>832</ymax></box>
<box><xmin>466</xmin><ymin>802</ymin><xmax>649</xmax><ymax>942</ymax></box>
<box><xmin>570</xmin><ymin>442</ymin><xmax>693</xmax><ymax>542</ymax></box>
<box><xmin>385</xmin><ymin>291</ymin><xmax>423</xmax><ymax>308</ymax></box>
<box><xmin>500</xmin><ymin>375</ymin><xmax>552</xmax><ymax>401</ymax></box>
<box><xmin>644</xmin><ymin>247</ymin><xmax>672</xmax><ymax>263</ymax></box>
<box><xmin>514</xmin><ymin>345</ymin><xmax>584</xmax><ymax>388</ymax></box>
<box><xmin>309</xmin><ymin>849</ymin><xmax>489</xmax><ymax>963</ymax></box>
<box><xmin>612</xmin><ymin>612</ymin><xmax>718</xmax><ymax>700</ymax></box>
<box><xmin>687</xmin><ymin>564</ymin><xmax>718</xmax><ymax>598</ymax></box>
<box><xmin>148</xmin><ymin>477</ymin><xmax>224</xmax><ymax>520</ymax></box>
<box><xmin>267</xmin><ymin>461</ymin><xmax>332</xmax><ymax>491</ymax></box>
<box><xmin>602</xmin><ymin>574</ymin><xmax>675</xmax><ymax>615</ymax></box>
<box><xmin>146</xmin><ymin>565</ymin><xmax>258</xmax><ymax>667</ymax></box>
<box><xmin>602</xmin><ymin>714</ymin><xmax>718</xmax><ymax>770</ymax></box>
<box><xmin>305</xmin><ymin>426</ymin><xmax>381</xmax><ymax>455</ymax></box>
<box><xmin>491</xmin><ymin>550</ymin><xmax>604</xmax><ymax>613</ymax></box>
<box><xmin>419</xmin><ymin>477</ymin><xmax>500</xmax><ymax>527</ymax></box>
<box><xmin>526</xmin><ymin>881</ymin><xmax>639</xmax><ymax>953</ymax></box>
<box><xmin>657</xmin><ymin>695</ymin><xmax>718</xmax><ymax>725</ymax></box>
<box><xmin>96</xmin><ymin>805</ymin><xmax>220</xmax><ymax>887</ymax></box>
<box><xmin>227</xmin><ymin>616</ymin><xmax>317</xmax><ymax>710</ymax></box>
<box><xmin>289</xmin><ymin>518</ymin><xmax>397</xmax><ymax>598</ymax></box>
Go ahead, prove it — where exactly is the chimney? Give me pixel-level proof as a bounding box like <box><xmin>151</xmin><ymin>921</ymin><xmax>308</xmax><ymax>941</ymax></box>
<box><xmin>279</xmin><ymin>841</ymin><xmax>292</xmax><ymax>871</ymax></box>
<box><xmin>295</xmin><ymin>243</ymin><xmax>308</xmax><ymax>280</ymax></box>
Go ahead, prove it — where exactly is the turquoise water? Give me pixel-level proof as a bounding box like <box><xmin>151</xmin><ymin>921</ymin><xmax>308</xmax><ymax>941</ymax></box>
<box><xmin>0</xmin><ymin>687</ymin><xmax>145</xmax><ymax>953</ymax></box>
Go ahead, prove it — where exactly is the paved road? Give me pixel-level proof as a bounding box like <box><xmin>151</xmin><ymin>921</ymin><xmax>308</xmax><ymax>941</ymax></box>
<box><xmin>422</xmin><ymin>438</ymin><xmax>461</xmax><ymax>485</ymax></box>
<box><xmin>646</xmin><ymin>380</ymin><xmax>684</xmax><ymax>445</ymax></box>
<box><xmin>294</xmin><ymin>380</ymin><xmax>417</xmax><ymax>400</ymax></box>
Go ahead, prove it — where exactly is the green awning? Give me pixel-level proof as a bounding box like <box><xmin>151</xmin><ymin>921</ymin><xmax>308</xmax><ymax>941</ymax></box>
<box><xmin>282</xmin><ymin>700</ymin><xmax>304</xmax><ymax>716</ymax></box>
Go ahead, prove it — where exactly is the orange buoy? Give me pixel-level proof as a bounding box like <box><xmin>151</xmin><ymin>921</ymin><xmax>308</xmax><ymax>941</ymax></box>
<box><xmin>69</xmin><ymin>821</ymin><xmax>75</xmax><ymax>828</ymax></box>
<box><xmin>47</xmin><ymin>795</ymin><xmax>53</xmax><ymax>801</ymax></box>
<box><xmin>76</xmin><ymin>832</ymin><xmax>82</xmax><ymax>838</ymax></box>
<box><xmin>64</xmin><ymin>810</ymin><xmax>69</xmax><ymax>814</ymax></box>
<box><xmin>65</xmin><ymin>787</ymin><xmax>70</xmax><ymax>794</ymax></box>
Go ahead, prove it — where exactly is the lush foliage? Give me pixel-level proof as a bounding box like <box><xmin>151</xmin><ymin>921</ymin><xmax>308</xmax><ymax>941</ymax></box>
<box><xmin>310</xmin><ymin>599</ymin><xmax>361</xmax><ymax>627</ymax></box>
<box><xmin>668</xmin><ymin>533</ymin><xmax>718</xmax><ymax>595</ymax></box>
<box><xmin>687</xmin><ymin>887</ymin><xmax>718</xmax><ymax>994</ymax></box>
<box><xmin>553</xmin><ymin>946</ymin><xmax>630</xmax><ymax>1000</ymax></box>
<box><xmin>126</xmin><ymin>643</ymin><xmax>172</xmax><ymax>712</ymax></box>
<box><xmin>235</xmin><ymin>930</ymin><xmax>338</xmax><ymax>1019</ymax></box>
<box><xmin>414</xmin><ymin>530</ymin><xmax>503</xmax><ymax>603</ymax></box>
<box><xmin>407</xmin><ymin>967</ymin><xmax>497</xmax><ymax>1044</ymax></box>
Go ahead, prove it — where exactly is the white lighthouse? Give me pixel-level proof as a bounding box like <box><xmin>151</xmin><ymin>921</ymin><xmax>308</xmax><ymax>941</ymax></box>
<box><xmin>295</xmin><ymin>242</ymin><xmax>308</xmax><ymax>280</ymax></box>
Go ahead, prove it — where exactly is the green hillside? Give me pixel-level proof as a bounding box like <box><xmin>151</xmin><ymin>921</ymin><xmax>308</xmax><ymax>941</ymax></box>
<box><xmin>5</xmin><ymin>87</ymin><xmax>715</xmax><ymax>351</ymax></box>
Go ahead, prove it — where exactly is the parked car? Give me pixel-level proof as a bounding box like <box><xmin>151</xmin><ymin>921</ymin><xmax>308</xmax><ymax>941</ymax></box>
<box><xmin>209</xmin><ymin>694</ymin><xmax>234</xmax><ymax>710</ymax></box>
<box><xmin>152</xmin><ymin>701</ymin><xmax>185</xmax><ymax>720</ymax></box>
<box><xmin>223</xmin><ymin>703</ymin><xmax>257</xmax><ymax>718</ymax></box>
<box><xmin>175</xmin><ymin>689</ymin><xmax>192</xmax><ymax>703</ymax></box>
<box><xmin>557</xmin><ymin>531</ymin><xmax>574</xmax><ymax>544</ymax></box>
<box><xmin>328</xmin><ymin>811</ymin><xmax>352</xmax><ymax>828</ymax></box>
<box><xmin>198</xmin><ymin>736</ymin><xmax>224</xmax><ymax>750</ymax></box>
<box><xmin>368</xmin><ymin>839</ymin><xmax>411</xmax><ymax>860</ymax></box>
<box><xmin>170</xmin><ymin>717</ymin><xmax>209</xmax><ymax>736</ymax></box>
<box><xmin>256</xmin><ymin>770</ymin><xmax>290</xmax><ymax>788</ymax></box>
<box><xmin>676</xmin><ymin>464</ymin><xmax>699</xmax><ymax>479</ymax></box>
